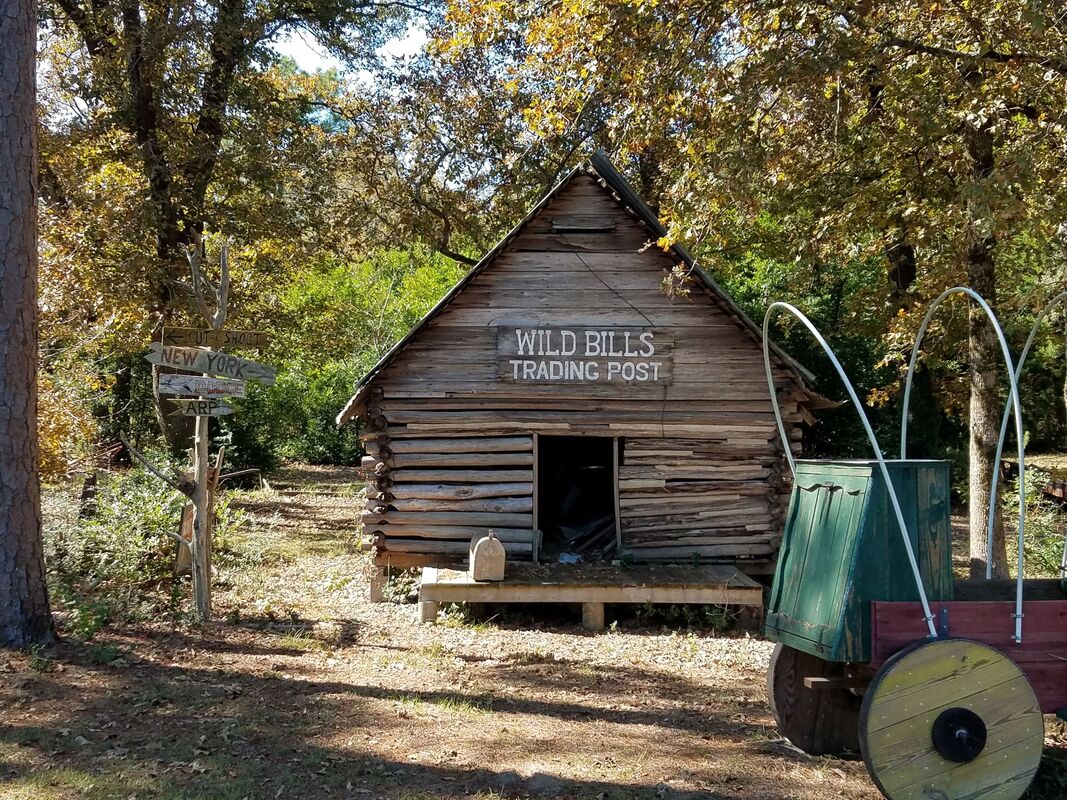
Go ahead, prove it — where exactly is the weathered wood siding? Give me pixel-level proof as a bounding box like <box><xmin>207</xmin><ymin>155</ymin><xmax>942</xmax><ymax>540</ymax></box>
<box><xmin>358</xmin><ymin>173</ymin><xmax>805</xmax><ymax>570</ymax></box>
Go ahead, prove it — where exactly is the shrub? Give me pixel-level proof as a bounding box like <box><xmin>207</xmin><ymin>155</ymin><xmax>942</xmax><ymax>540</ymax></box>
<box><xmin>1006</xmin><ymin>470</ymin><xmax>1067</xmax><ymax>579</ymax></box>
<box><xmin>44</xmin><ymin>458</ymin><xmax>248</xmax><ymax>632</ymax></box>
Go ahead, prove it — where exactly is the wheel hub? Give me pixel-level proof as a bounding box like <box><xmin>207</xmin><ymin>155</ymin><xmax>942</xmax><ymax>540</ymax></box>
<box><xmin>931</xmin><ymin>707</ymin><xmax>987</xmax><ymax>763</ymax></box>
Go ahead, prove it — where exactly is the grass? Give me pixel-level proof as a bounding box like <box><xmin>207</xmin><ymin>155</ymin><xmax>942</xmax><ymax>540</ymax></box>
<box><xmin>278</xmin><ymin>628</ymin><xmax>328</xmax><ymax>653</ymax></box>
<box><xmin>389</xmin><ymin>692</ymin><xmax>493</xmax><ymax>716</ymax></box>
<box><xmin>436</xmin><ymin>603</ymin><xmax>499</xmax><ymax>631</ymax></box>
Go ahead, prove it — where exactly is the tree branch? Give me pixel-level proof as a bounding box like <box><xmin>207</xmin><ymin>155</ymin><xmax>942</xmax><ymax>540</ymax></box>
<box><xmin>831</xmin><ymin>5</ymin><xmax>1067</xmax><ymax>76</ymax></box>
<box><xmin>52</xmin><ymin>0</ymin><xmax>114</xmax><ymax>58</ymax></box>
<box><xmin>119</xmin><ymin>0</ymin><xmax>183</xmax><ymax>267</ymax></box>
<box><xmin>185</xmin><ymin>234</ymin><xmax>229</xmax><ymax>329</ymax></box>
<box><xmin>119</xmin><ymin>432</ymin><xmax>195</xmax><ymax>498</ymax></box>
<box><xmin>183</xmin><ymin>0</ymin><xmax>248</xmax><ymax>211</ymax></box>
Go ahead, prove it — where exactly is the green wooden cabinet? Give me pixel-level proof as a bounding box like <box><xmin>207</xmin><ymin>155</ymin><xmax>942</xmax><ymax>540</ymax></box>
<box><xmin>764</xmin><ymin>460</ymin><xmax>952</xmax><ymax>663</ymax></box>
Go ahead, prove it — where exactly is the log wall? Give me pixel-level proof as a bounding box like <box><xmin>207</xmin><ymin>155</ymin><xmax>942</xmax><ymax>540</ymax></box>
<box><xmin>356</xmin><ymin>173</ymin><xmax>807</xmax><ymax>571</ymax></box>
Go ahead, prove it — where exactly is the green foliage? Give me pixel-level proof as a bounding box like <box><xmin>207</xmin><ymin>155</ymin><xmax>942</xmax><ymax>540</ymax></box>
<box><xmin>1029</xmin><ymin>747</ymin><xmax>1067</xmax><ymax>800</ymax></box>
<box><xmin>221</xmin><ymin>248</ymin><xmax>466</xmax><ymax>468</ymax></box>
<box><xmin>1006</xmin><ymin>471</ymin><xmax>1067</xmax><ymax>579</ymax></box>
<box><xmin>44</xmin><ymin>461</ymin><xmax>249</xmax><ymax>632</ymax></box>
<box><xmin>632</xmin><ymin>602</ymin><xmax>735</xmax><ymax>633</ymax></box>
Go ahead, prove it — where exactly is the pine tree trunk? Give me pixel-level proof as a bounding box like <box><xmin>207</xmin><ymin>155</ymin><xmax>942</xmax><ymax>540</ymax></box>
<box><xmin>0</xmin><ymin>0</ymin><xmax>54</xmax><ymax>647</ymax></box>
<box><xmin>965</xmin><ymin>120</ymin><xmax>1009</xmax><ymax>580</ymax></box>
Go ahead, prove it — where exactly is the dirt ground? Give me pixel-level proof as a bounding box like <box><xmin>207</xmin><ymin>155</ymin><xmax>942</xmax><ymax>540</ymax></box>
<box><xmin>0</xmin><ymin>466</ymin><xmax>1061</xmax><ymax>800</ymax></box>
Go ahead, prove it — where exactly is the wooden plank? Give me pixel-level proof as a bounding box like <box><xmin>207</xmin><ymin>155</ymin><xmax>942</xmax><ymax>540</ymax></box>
<box><xmin>388</xmin><ymin>483</ymin><xmax>532</xmax><ymax>500</ymax></box>
<box><xmin>145</xmin><ymin>343</ymin><xmax>276</xmax><ymax>385</ymax></box>
<box><xmin>363</xmin><ymin>510</ymin><xmax>533</xmax><ymax>527</ymax></box>
<box><xmin>387</xmin><ymin>436</ymin><xmax>532</xmax><ymax>454</ymax></box>
<box><xmin>162</xmin><ymin>327</ymin><xmax>269</xmax><ymax>349</ymax></box>
<box><xmin>419</xmin><ymin>576</ymin><xmax>763</xmax><ymax>606</ymax></box>
<box><xmin>366</xmin><ymin>525</ymin><xmax>535</xmax><ymax>542</ymax></box>
<box><xmin>375</xmin><ymin>551</ymin><xmax>464</xmax><ymax>569</ymax></box>
<box><xmin>381</xmin><ymin>538</ymin><xmax>533</xmax><ymax>556</ymax></box>
<box><xmin>388</xmin><ymin>496</ymin><xmax>533</xmax><ymax>513</ymax></box>
<box><xmin>391</xmin><ymin>452</ymin><xmax>533</xmax><ymax>468</ymax></box>
<box><xmin>389</xmin><ymin>469</ymin><xmax>534</xmax><ymax>484</ymax></box>
<box><xmin>157</xmin><ymin>374</ymin><xmax>246</xmax><ymax>398</ymax></box>
<box><xmin>169</xmin><ymin>398</ymin><xmax>235</xmax><ymax>417</ymax></box>
<box><xmin>552</xmin><ymin>215</ymin><xmax>616</xmax><ymax>232</ymax></box>
<box><xmin>626</xmin><ymin>542</ymin><xmax>778</xmax><ymax>559</ymax></box>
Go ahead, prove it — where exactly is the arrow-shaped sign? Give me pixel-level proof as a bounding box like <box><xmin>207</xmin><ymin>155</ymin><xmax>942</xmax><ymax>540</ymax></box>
<box><xmin>169</xmin><ymin>398</ymin><xmax>235</xmax><ymax>417</ymax></box>
<box><xmin>145</xmin><ymin>342</ymin><xmax>276</xmax><ymax>386</ymax></box>
<box><xmin>158</xmin><ymin>374</ymin><xmax>247</xmax><ymax>398</ymax></box>
<box><xmin>162</xmin><ymin>327</ymin><xmax>269</xmax><ymax>349</ymax></box>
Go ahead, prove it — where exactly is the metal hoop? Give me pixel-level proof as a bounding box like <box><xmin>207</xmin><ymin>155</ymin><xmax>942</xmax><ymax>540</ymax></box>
<box><xmin>899</xmin><ymin>287</ymin><xmax>1026</xmax><ymax>642</ymax></box>
<box><xmin>989</xmin><ymin>291</ymin><xmax>1067</xmax><ymax>582</ymax></box>
<box><xmin>763</xmin><ymin>302</ymin><xmax>937</xmax><ymax>639</ymax></box>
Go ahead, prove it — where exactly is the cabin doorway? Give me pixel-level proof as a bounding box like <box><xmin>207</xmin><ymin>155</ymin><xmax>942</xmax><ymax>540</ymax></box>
<box><xmin>536</xmin><ymin>435</ymin><xmax>619</xmax><ymax>562</ymax></box>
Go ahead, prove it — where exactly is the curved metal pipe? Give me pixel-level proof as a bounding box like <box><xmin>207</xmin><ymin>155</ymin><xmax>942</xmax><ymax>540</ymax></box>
<box><xmin>763</xmin><ymin>302</ymin><xmax>938</xmax><ymax>638</ymax></box>
<box><xmin>899</xmin><ymin>287</ymin><xmax>1026</xmax><ymax>642</ymax></box>
<box><xmin>988</xmin><ymin>291</ymin><xmax>1067</xmax><ymax>582</ymax></box>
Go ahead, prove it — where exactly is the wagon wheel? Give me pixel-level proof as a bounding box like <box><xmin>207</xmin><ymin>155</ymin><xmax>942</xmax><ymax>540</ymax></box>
<box><xmin>767</xmin><ymin>643</ymin><xmax>862</xmax><ymax>756</ymax></box>
<box><xmin>859</xmin><ymin>638</ymin><xmax>1044</xmax><ymax>800</ymax></box>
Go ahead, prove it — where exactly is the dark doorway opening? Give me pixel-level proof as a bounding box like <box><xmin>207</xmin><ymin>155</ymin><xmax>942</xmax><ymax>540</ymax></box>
<box><xmin>537</xmin><ymin>435</ymin><xmax>618</xmax><ymax>561</ymax></box>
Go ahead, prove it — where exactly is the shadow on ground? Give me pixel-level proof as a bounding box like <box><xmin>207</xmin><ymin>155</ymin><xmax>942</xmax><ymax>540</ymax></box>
<box><xmin>0</xmin><ymin>628</ymin><xmax>797</xmax><ymax>800</ymax></box>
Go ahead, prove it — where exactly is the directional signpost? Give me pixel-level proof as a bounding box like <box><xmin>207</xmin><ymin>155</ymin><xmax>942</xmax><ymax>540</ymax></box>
<box><xmin>146</xmin><ymin>342</ymin><xmax>276</xmax><ymax>384</ymax></box>
<box><xmin>170</xmin><ymin>398</ymin><xmax>235</xmax><ymax>417</ymax></box>
<box><xmin>122</xmin><ymin>236</ymin><xmax>276</xmax><ymax>623</ymax></box>
<box><xmin>158</xmin><ymin>374</ymin><xmax>247</xmax><ymax>398</ymax></box>
<box><xmin>162</xmin><ymin>327</ymin><xmax>269</xmax><ymax>349</ymax></box>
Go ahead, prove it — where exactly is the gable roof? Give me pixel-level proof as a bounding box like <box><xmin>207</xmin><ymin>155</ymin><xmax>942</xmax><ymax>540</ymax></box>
<box><xmin>338</xmin><ymin>150</ymin><xmax>814</xmax><ymax>425</ymax></box>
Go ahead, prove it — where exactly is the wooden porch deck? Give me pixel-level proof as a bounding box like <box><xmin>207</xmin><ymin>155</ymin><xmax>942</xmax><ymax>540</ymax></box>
<box><xmin>417</xmin><ymin>563</ymin><xmax>764</xmax><ymax>631</ymax></box>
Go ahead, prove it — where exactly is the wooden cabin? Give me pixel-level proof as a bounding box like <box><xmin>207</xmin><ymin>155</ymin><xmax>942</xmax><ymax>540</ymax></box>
<box><xmin>338</xmin><ymin>151</ymin><xmax>818</xmax><ymax>581</ymax></box>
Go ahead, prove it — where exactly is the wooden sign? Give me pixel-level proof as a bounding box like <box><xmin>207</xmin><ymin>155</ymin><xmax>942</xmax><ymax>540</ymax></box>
<box><xmin>162</xmin><ymin>327</ymin><xmax>269</xmax><ymax>349</ymax></box>
<box><xmin>145</xmin><ymin>342</ymin><xmax>276</xmax><ymax>385</ymax></box>
<box><xmin>158</xmin><ymin>374</ymin><xmax>247</xmax><ymax>398</ymax></box>
<box><xmin>496</xmin><ymin>325</ymin><xmax>674</xmax><ymax>384</ymax></box>
<box><xmin>170</xmin><ymin>398</ymin><xmax>235</xmax><ymax>417</ymax></box>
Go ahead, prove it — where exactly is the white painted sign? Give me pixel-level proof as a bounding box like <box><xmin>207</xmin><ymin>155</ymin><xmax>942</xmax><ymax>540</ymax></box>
<box><xmin>169</xmin><ymin>398</ymin><xmax>235</xmax><ymax>416</ymax></box>
<box><xmin>158</xmin><ymin>374</ymin><xmax>247</xmax><ymax>398</ymax></box>
<box><xmin>497</xmin><ymin>326</ymin><xmax>673</xmax><ymax>384</ymax></box>
<box><xmin>145</xmin><ymin>342</ymin><xmax>276</xmax><ymax>385</ymax></box>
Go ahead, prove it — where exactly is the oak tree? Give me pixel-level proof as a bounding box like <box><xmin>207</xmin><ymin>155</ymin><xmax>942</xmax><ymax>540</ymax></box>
<box><xmin>440</xmin><ymin>0</ymin><xmax>1067</xmax><ymax>576</ymax></box>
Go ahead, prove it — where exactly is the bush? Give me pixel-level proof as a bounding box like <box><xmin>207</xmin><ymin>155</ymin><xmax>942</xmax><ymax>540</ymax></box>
<box><xmin>1006</xmin><ymin>470</ymin><xmax>1067</xmax><ymax>578</ymax></box>
<box><xmin>216</xmin><ymin>247</ymin><xmax>466</xmax><ymax>470</ymax></box>
<box><xmin>44</xmin><ymin>459</ymin><xmax>248</xmax><ymax>633</ymax></box>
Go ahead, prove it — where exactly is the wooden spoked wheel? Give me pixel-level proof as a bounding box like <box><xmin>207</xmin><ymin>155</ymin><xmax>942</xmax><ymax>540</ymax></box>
<box><xmin>767</xmin><ymin>643</ymin><xmax>862</xmax><ymax>756</ymax></box>
<box><xmin>859</xmin><ymin>639</ymin><xmax>1044</xmax><ymax>800</ymax></box>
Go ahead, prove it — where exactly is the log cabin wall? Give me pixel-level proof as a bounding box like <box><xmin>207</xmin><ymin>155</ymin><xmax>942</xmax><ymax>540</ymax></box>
<box><xmin>351</xmin><ymin>167</ymin><xmax>809</xmax><ymax>574</ymax></box>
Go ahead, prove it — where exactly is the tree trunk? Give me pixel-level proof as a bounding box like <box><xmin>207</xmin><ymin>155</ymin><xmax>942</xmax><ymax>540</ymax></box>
<box><xmin>965</xmin><ymin>120</ymin><xmax>1008</xmax><ymax>580</ymax></box>
<box><xmin>0</xmin><ymin>0</ymin><xmax>54</xmax><ymax>647</ymax></box>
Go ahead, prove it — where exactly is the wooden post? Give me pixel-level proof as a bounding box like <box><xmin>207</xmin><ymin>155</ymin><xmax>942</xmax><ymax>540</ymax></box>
<box><xmin>133</xmin><ymin>237</ymin><xmax>271</xmax><ymax>624</ymax></box>
<box><xmin>183</xmin><ymin>234</ymin><xmax>231</xmax><ymax>622</ymax></box>
<box><xmin>582</xmin><ymin>602</ymin><xmax>605</xmax><ymax>632</ymax></box>
<box><xmin>191</xmin><ymin>412</ymin><xmax>212</xmax><ymax>619</ymax></box>
<box><xmin>613</xmin><ymin>437</ymin><xmax>622</xmax><ymax>554</ymax></box>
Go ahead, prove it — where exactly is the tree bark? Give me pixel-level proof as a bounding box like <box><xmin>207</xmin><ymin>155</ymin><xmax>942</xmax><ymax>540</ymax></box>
<box><xmin>964</xmin><ymin>120</ymin><xmax>1008</xmax><ymax>579</ymax></box>
<box><xmin>0</xmin><ymin>0</ymin><xmax>54</xmax><ymax>647</ymax></box>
